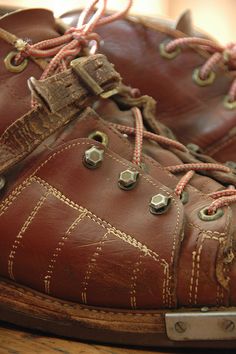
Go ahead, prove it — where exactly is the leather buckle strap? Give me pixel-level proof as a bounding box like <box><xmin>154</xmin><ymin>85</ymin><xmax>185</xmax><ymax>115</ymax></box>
<box><xmin>0</xmin><ymin>54</ymin><xmax>121</xmax><ymax>175</ymax></box>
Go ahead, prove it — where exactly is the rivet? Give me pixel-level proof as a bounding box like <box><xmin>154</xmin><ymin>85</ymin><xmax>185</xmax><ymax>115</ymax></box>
<box><xmin>149</xmin><ymin>194</ymin><xmax>171</xmax><ymax>215</ymax></box>
<box><xmin>175</xmin><ymin>321</ymin><xmax>187</xmax><ymax>333</ymax></box>
<box><xmin>83</xmin><ymin>146</ymin><xmax>104</xmax><ymax>169</ymax></box>
<box><xmin>118</xmin><ymin>169</ymin><xmax>139</xmax><ymax>190</ymax></box>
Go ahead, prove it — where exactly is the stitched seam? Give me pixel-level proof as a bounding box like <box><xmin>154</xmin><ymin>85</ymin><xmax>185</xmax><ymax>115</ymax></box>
<box><xmin>0</xmin><ymin>178</ymin><xmax>32</xmax><ymax>216</ymax></box>
<box><xmin>130</xmin><ymin>254</ymin><xmax>143</xmax><ymax>310</ymax></box>
<box><xmin>34</xmin><ymin>177</ymin><xmax>168</xmax><ymax>266</ymax></box>
<box><xmin>81</xmin><ymin>230</ymin><xmax>110</xmax><ymax>305</ymax></box>
<box><xmin>193</xmin><ymin>234</ymin><xmax>225</xmax><ymax>305</ymax></box>
<box><xmin>187</xmin><ymin>221</ymin><xmax>226</xmax><ymax>236</ymax></box>
<box><xmin>44</xmin><ymin>211</ymin><xmax>87</xmax><ymax>295</ymax></box>
<box><xmin>8</xmin><ymin>192</ymin><xmax>49</xmax><ymax>280</ymax></box>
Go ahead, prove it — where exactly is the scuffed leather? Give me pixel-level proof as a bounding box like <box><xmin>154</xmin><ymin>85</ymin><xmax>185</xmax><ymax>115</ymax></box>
<box><xmin>0</xmin><ymin>9</ymin><xmax>236</xmax><ymax>311</ymax></box>
<box><xmin>61</xmin><ymin>11</ymin><xmax>236</xmax><ymax>162</ymax></box>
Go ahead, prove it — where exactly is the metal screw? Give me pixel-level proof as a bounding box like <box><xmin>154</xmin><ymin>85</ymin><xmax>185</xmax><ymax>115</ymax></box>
<box><xmin>175</xmin><ymin>321</ymin><xmax>187</xmax><ymax>333</ymax></box>
<box><xmin>222</xmin><ymin>320</ymin><xmax>235</xmax><ymax>333</ymax></box>
<box><xmin>118</xmin><ymin>169</ymin><xmax>139</xmax><ymax>190</ymax></box>
<box><xmin>149</xmin><ymin>194</ymin><xmax>171</xmax><ymax>215</ymax></box>
<box><xmin>83</xmin><ymin>146</ymin><xmax>104</xmax><ymax>169</ymax></box>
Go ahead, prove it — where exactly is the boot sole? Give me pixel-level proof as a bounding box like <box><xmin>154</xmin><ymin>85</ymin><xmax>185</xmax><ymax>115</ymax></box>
<box><xmin>0</xmin><ymin>276</ymin><xmax>235</xmax><ymax>348</ymax></box>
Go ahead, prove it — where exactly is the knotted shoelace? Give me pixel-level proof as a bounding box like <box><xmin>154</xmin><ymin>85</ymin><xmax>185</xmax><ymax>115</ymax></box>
<box><xmin>11</xmin><ymin>0</ymin><xmax>236</xmax><ymax>214</ymax></box>
<box><xmin>164</xmin><ymin>37</ymin><xmax>236</xmax><ymax>102</ymax></box>
<box><xmin>112</xmin><ymin>107</ymin><xmax>236</xmax><ymax>215</ymax></box>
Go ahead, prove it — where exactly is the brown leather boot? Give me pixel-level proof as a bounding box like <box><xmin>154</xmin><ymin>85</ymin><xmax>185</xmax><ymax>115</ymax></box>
<box><xmin>1</xmin><ymin>8</ymin><xmax>236</xmax><ymax>349</ymax></box>
<box><xmin>61</xmin><ymin>9</ymin><xmax>236</xmax><ymax>163</ymax></box>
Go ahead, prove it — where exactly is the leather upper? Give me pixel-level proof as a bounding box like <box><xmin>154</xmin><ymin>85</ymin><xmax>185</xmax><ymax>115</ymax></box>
<box><xmin>0</xmin><ymin>9</ymin><xmax>236</xmax><ymax>311</ymax></box>
<box><xmin>61</xmin><ymin>11</ymin><xmax>236</xmax><ymax>163</ymax></box>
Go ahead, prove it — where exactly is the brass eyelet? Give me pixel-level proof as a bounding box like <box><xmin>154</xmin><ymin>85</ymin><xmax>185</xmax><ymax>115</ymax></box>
<box><xmin>4</xmin><ymin>51</ymin><xmax>28</xmax><ymax>73</ymax></box>
<box><xmin>88</xmin><ymin>131</ymin><xmax>109</xmax><ymax>147</ymax></box>
<box><xmin>159</xmin><ymin>41</ymin><xmax>181</xmax><ymax>60</ymax></box>
<box><xmin>198</xmin><ymin>206</ymin><xmax>224</xmax><ymax>221</ymax></box>
<box><xmin>180</xmin><ymin>191</ymin><xmax>189</xmax><ymax>205</ymax></box>
<box><xmin>192</xmin><ymin>68</ymin><xmax>216</xmax><ymax>87</ymax></box>
<box><xmin>223</xmin><ymin>95</ymin><xmax>236</xmax><ymax>110</ymax></box>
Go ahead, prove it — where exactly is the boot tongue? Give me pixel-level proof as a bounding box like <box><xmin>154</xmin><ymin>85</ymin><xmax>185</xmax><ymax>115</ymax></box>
<box><xmin>0</xmin><ymin>9</ymin><xmax>60</xmax><ymax>135</ymax></box>
<box><xmin>0</xmin><ymin>8</ymin><xmax>59</xmax><ymax>42</ymax></box>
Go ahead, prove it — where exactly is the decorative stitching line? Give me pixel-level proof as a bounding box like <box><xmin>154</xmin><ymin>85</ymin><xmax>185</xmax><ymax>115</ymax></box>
<box><xmin>81</xmin><ymin>230</ymin><xmax>110</xmax><ymax>305</ymax></box>
<box><xmin>8</xmin><ymin>192</ymin><xmax>49</xmax><ymax>280</ymax></box>
<box><xmin>192</xmin><ymin>234</ymin><xmax>225</xmax><ymax>305</ymax></box>
<box><xmin>130</xmin><ymin>254</ymin><xmax>143</xmax><ymax>309</ymax></box>
<box><xmin>0</xmin><ymin>178</ymin><xmax>32</xmax><ymax>216</ymax></box>
<box><xmin>0</xmin><ymin>141</ymin><xmax>183</xmax><ymax>308</ymax></box>
<box><xmin>44</xmin><ymin>211</ymin><xmax>87</xmax><ymax>294</ymax></box>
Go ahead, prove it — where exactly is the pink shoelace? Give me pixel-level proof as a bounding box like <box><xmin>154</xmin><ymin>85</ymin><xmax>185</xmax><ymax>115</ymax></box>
<box><xmin>164</xmin><ymin>37</ymin><xmax>236</xmax><ymax>102</ymax></box>
<box><xmin>13</xmin><ymin>0</ymin><xmax>236</xmax><ymax>215</ymax></box>
<box><xmin>112</xmin><ymin>107</ymin><xmax>236</xmax><ymax>215</ymax></box>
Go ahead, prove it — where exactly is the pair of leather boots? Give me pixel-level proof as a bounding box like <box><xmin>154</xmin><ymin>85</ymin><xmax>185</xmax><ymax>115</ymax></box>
<box><xmin>0</xmin><ymin>2</ymin><xmax>236</xmax><ymax>348</ymax></box>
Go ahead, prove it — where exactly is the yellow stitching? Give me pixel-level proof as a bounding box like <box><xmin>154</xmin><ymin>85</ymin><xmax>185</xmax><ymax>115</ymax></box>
<box><xmin>193</xmin><ymin>234</ymin><xmax>225</xmax><ymax>305</ymax></box>
<box><xmin>81</xmin><ymin>231</ymin><xmax>110</xmax><ymax>305</ymax></box>
<box><xmin>8</xmin><ymin>192</ymin><xmax>49</xmax><ymax>280</ymax></box>
<box><xmin>189</xmin><ymin>250</ymin><xmax>197</xmax><ymax>305</ymax></box>
<box><xmin>130</xmin><ymin>254</ymin><xmax>143</xmax><ymax>310</ymax></box>
<box><xmin>187</xmin><ymin>222</ymin><xmax>226</xmax><ymax>236</ymax></box>
<box><xmin>44</xmin><ymin>211</ymin><xmax>87</xmax><ymax>294</ymax></box>
<box><xmin>0</xmin><ymin>178</ymin><xmax>32</xmax><ymax>216</ymax></box>
<box><xmin>35</xmin><ymin>177</ymin><xmax>169</xmax><ymax>268</ymax></box>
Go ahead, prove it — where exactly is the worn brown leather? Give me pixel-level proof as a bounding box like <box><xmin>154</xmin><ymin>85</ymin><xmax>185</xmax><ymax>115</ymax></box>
<box><xmin>0</xmin><ymin>8</ymin><xmax>236</xmax><ymax>320</ymax></box>
<box><xmin>61</xmin><ymin>10</ymin><xmax>236</xmax><ymax>163</ymax></box>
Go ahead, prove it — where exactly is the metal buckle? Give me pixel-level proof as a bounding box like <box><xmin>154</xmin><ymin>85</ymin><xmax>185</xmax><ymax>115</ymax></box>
<box><xmin>166</xmin><ymin>310</ymin><xmax>236</xmax><ymax>341</ymax></box>
<box><xmin>70</xmin><ymin>59</ymin><xmax>118</xmax><ymax>98</ymax></box>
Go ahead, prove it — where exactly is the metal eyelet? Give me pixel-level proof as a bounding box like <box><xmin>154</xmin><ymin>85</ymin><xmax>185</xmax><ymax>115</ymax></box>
<box><xmin>159</xmin><ymin>40</ymin><xmax>181</xmax><ymax>60</ymax></box>
<box><xmin>4</xmin><ymin>51</ymin><xmax>28</xmax><ymax>73</ymax></box>
<box><xmin>180</xmin><ymin>191</ymin><xmax>189</xmax><ymax>205</ymax></box>
<box><xmin>192</xmin><ymin>68</ymin><xmax>216</xmax><ymax>87</ymax></box>
<box><xmin>88</xmin><ymin>131</ymin><xmax>109</xmax><ymax>147</ymax></box>
<box><xmin>198</xmin><ymin>206</ymin><xmax>224</xmax><ymax>221</ymax></box>
<box><xmin>223</xmin><ymin>95</ymin><xmax>236</xmax><ymax>110</ymax></box>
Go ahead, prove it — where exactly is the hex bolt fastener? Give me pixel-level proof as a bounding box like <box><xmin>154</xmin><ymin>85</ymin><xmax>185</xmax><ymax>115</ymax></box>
<box><xmin>83</xmin><ymin>146</ymin><xmax>104</xmax><ymax>169</ymax></box>
<box><xmin>118</xmin><ymin>169</ymin><xmax>139</xmax><ymax>190</ymax></box>
<box><xmin>149</xmin><ymin>194</ymin><xmax>171</xmax><ymax>215</ymax></box>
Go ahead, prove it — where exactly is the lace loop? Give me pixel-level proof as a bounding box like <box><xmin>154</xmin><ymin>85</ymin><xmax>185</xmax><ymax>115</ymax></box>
<box><xmin>112</xmin><ymin>106</ymin><xmax>235</xmax><ymax>214</ymax></box>
<box><xmin>164</xmin><ymin>36</ymin><xmax>236</xmax><ymax>101</ymax></box>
